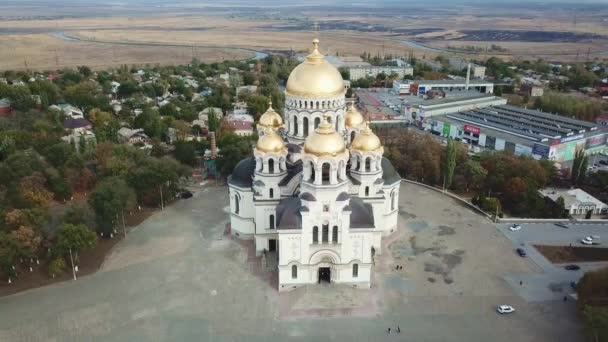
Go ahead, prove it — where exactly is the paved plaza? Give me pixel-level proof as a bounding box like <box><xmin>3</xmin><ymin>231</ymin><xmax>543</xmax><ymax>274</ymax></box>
<box><xmin>0</xmin><ymin>183</ymin><xmax>584</xmax><ymax>341</ymax></box>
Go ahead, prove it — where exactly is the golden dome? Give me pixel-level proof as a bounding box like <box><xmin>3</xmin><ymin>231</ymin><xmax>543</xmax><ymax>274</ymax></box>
<box><xmin>345</xmin><ymin>104</ymin><xmax>365</xmax><ymax>129</ymax></box>
<box><xmin>285</xmin><ymin>39</ymin><xmax>345</xmax><ymax>98</ymax></box>
<box><xmin>351</xmin><ymin>123</ymin><xmax>383</xmax><ymax>153</ymax></box>
<box><xmin>304</xmin><ymin>115</ymin><xmax>346</xmax><ymax>157</ymax></box>
<box><xmin>258</xmin><ymin>101</ymin><xmax>283</xmax><ymax>129</ymax></box>
<box><xmin>256</xmin><ymin>128</ymin><xmax>286</xmax><ymax>153</ymax></box>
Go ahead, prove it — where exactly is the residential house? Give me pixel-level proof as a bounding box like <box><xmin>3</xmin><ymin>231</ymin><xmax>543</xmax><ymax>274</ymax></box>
<box><xmin>49</xmin><ymin>104</ymin><xmax>84</xmax><ymax>119</ymax></box>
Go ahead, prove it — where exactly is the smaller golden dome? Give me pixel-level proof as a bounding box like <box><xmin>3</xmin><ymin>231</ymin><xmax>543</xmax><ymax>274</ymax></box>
<box><xmin>304</xmin><ymin>115</ymin><xmax>346</xmax><ymax>157</ymax></box>
<box><xmin>345</xmin><ymin>104</ymin><xmax>365</xmax><ymax>129</ymax></box>
<box><xmin>258</xmin><ymin>100</ymin><xmax>283</xmax><ymax>129</ymax></box>
<box><xmin>256</xmin><ymin>128</ymin><xmax>286</xmax><ymax>153</ymax></box>
<box><xmin>351</xmin><ymin>123</ymin><xmax>383</xmax><ymax>153</ymax></box>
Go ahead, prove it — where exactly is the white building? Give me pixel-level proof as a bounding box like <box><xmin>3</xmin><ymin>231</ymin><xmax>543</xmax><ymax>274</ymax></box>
<box><xmin>539</xmin><ymin>188</ymin><xmax>608</xmax><ymax>216</ymax></box>
<box><xmin>49</xmin><ymin>104</ymin><xmax>84</xmax><ymax>119</ymax></box>
<box><xmin>349</xmin><ymin>65</ymin><xmax>413</xmax><ymax>81</ymax></box>
<box><xmin>228</xmin><ymin>39</ymin><xmax>401</xmax><ymax>291</ymax></box>
<box><xmin>392</xmin><ymin>80</ymin><xmax>411</xmax><ymax>95</ymax></box>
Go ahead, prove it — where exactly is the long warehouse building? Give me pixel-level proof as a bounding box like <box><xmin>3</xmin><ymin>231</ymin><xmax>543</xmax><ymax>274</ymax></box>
<box><xmin>424</xmin><ymin>105</ymin><xmax>608</xmax><ymax>162</ymax></box>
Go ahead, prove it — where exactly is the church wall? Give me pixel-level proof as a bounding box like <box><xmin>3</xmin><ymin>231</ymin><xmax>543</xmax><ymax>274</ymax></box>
<box><xmin>229</xmin><ymin>187</ymin><xmax>255</xmax><ymax>238</ymax></box>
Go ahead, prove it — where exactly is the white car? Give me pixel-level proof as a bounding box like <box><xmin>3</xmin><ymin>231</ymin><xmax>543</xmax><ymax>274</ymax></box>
<box><xmin>581</xmin><ymin>236</ymin><xmax>601</xmax><ymax>245</ymax></box>
<box><xmin>509</xmin><ymin>224</ymin><xmax>522</xmax><ymax>231</ymax></box>
<box><xmin>497</xmin><ymin>305</ymin><xmax>515</xmax><ymax>314</ymax></box>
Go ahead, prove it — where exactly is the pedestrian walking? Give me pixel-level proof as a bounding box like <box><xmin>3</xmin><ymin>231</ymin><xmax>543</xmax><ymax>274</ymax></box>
<box><xmin>519</xmin><ymin>280</ymin><xmax>523</xmax><ymax>286</ymax></box>
<box><xmin>387</xmin><ymin>327</ymin><xmax>391</xmax><ymax>334</ymax></box>
<box><xmin>397</xmin><ymin>325</ymin><xmax>401</xmax><ymax>333</ymax></box>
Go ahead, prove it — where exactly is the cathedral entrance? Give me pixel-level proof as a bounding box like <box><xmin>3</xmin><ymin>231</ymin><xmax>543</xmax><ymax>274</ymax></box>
<box><xmin>318</xmin><ymin>267</ymin><xmax>331</xmax><ymax>283</ymax></box>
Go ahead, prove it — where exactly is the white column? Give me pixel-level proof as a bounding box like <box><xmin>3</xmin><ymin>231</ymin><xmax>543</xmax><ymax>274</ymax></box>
<box><xmin>330</xmin><ymin>164</ymin><xmax>337</xmax><ymax>184</ymax></box>
<box><xmin>303</xmin><ymin>162</ymin><xmax>311</xmax><ymax>181</ymax></box>
<box><xmin>280</xmin><ymin>157</ymin><xmax>287</xmax><ymax>171</ymax></box>
<box><xmin>314</xmin><ymin>165</ymin><xmax>322</xmax><ymax>185</ymax></box>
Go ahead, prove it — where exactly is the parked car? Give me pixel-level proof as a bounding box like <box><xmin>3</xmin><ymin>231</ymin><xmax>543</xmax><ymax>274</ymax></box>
<box><xmin>497</xmin><ymin>305</ymin><xmax>515</xmax><ymax>314</ymax></box>
<box><xmin>554</xmin><ymin>223</ymin><xmax>569</xmax><ymax>229</ymax></box>
<box><xmin>179</xmin><ymin>191</ymin><xmax>193</xmax><ymax>199</ymax></box>
<box><xmin>600</xmin><ymin>160</ymin><xmax>608</xmax><ymax>165</ymax></box>
<box><xmin>516</xmin><ymin>248</ymin><xmax>526</xmax><ymax>257</ymax></box>
<box><xmin>509</xmin><ymin>224</ymin><xmax>522</xmax><ymax>231</ymax></box>
<box><xmin>564</xmin><ymin>265</ymin><xmax>581</xmax><ymax>271</ymax></box>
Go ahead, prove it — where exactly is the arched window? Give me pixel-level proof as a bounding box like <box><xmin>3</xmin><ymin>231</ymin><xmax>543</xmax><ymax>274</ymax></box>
<box><xmin>269</xmin><ymin>214</ymin><xmax>275</xmax><ymax>229</ymax></box>
<box><xmin>234</xmin><ymin>194</ymin><xmax>240</xmax><ymax>214</ymax></box>
<box><xmin>365</xmin><ymin>158</ymin><xmax>371</xmax><ymax>172</ymax></box>
<box><xmin>303</xmin><ymin>117</ymin><xmax>309</xmax><ymax>136</ymax></box>
<box><xmin>270</xmin><ymin>188</ymin><xmax>274</xmax><ymax>199</ymax></box>
<box><xmin>268</xmin><ymin>158</ymin><xmax>275</xmax><ymax>174</ymax></box>
<box><xmin>365</xmin><ymin>186</ymin><xmax>370</xmax><ymax>197</ymax></box>
<box><xmin>313</xmin><ymin>226</ymin><xmax>318</xmax><ymax>243</ymax></box>
<box><xmin>332</xmin><ymin>226</ymin><xmax>338</xmax><ymax>243</ymax></box>
<box><xmin>322</xmin><ymin>224</ymin><xmax>329</xmax><ymax>243</ymax></box>
<box><xmin>292</xmin><ymin>265</ymin><xmax>297</xmax><ymax>279</ymax></box>
<box><xmin>322</xmin><ymin>163</ymin><xmax>331</xmax><ymax>183</ymax></box>
<box><xmin>350</xmin><ymin>131</ymin><xmax>356</xmax><ymax>142</ymax></box>
<box><xmin>391</xmin><ymin>191</ymin><xmax>395</xmax><ymax>210</ymax></box>
<box><xmin>316</xmin><ymin>101</ymin><xmax>319</xmax><ymax>109</ymax></box>
<box><xmin>352</xmin><ymin>264</ymin><xmax>358</xmax><ymax>277</ymax></box>
<box><xmin>310</xmin><ymin>162</ymin><xmax>316</xmax><ymax>182</ymax></box>
<box><xmin>293</xmin><ymin>116</ymin><xmax>299</xmax><ymax>135</ymax></box>
<box><xmin>314</xmin><ymin>117</ymin><xmax>321</xmax><ymax>129</ymax></box>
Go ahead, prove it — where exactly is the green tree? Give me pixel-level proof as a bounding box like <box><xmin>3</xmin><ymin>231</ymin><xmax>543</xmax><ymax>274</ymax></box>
<box><xmin>442</xmin><ymin>139</ymin><xmax>457</xmax><ymax>189</ymax></box>
<box><xmin>133</xmin><ymin>108</ymin><xmax>166</xmax><ymax>139</ymax></box>
<box><xmin>88</xmin><ymin>177</ymin><xmax>136</xmax><ymax>235</ymax></box>
<box><xmin>56</xmin><ymin>223</ymin><xmax>97</xmax><ymax>280</ymax></box>
<box><xmin>117</xmin><ymin>80</ymin><xmax>140</xmax><ymax>98</ymax></box>
<box><xmin>174</xmin><ymin>141</ymin><xmax>198</xmax><ymax>166</ymax></box>
<box><xmin>571</xmin><ymin>148</ymin><xmax>588</xmax><ymax>186</ymax></box>
<box><xmin>246</xmin><ymin>95</ymin><xmax>269</xmax><ymax>120</ymax></box>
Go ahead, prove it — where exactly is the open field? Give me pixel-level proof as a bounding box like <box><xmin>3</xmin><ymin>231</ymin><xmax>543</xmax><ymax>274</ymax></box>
<box><xmin>0</xmin><ymin>3</ymin><xmax>607</xmax><ymax>70</ymax></box>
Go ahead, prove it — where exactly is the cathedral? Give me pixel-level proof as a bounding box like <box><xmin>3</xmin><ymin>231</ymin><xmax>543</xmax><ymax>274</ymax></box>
<box><xmin>228</xmin><ymin>39</ymin><xmax>401</xmax><ymax>291</ymax></box>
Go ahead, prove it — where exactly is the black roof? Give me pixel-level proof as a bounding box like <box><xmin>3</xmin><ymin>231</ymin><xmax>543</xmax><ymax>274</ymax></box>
<box><xmin>276</xmin><ymin>197</ymin><xmax>302</xmax><ymax>230</ymax></box>
<box><xmin>300</xmin><ymin>192</ymin><xmax>316</xmax><ymax>201</ymax></box>
<box><xmin>336</xmin><ymin>192</ymin><xmax>350</xmax><ymax>201</ymax></box>
<box><xmin>228</xmin><ymin>158</ymin><xmax>255</xmax><ymax>188</ymax></box>
<box><xmin>381</xmin><ymin>158</ymin><xmax>401</xmax><ymax>184</ymax></box>
<box><xmin>279</xmin><ymin>160</ymin><xmax>302</xmax><ymax>186</ymax></box>
<box><xmin>348</xmin><ymin>197</ymin><xmax>375</xmax><ymax>229</ymax></box>
<box><xmin>63</xmin><ymin>118</ymin><xmax>92</xmax><ymax>130</ymax></box>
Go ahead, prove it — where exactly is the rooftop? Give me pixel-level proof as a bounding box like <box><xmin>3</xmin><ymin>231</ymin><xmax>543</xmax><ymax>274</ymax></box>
<box><xmin>539</xmin><ymin>188</ymin><xmax>607</xmax><ymax>209</ymax></box>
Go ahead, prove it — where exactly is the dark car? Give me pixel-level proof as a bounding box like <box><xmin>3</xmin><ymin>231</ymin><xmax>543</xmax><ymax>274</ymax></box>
<box><xmin>179</xmin><ymin>191</ymin><xmax>193</xmax><ymax>199</ymax></box>
<box><xmin>554</xmin><ymin>223</ymin><xmax>569</xmax><ymax>229</ymax></box>
<box><xmin>565</xmin><ymin>264</ymin><xmax>581</xmax><ymax>271</ymax></box>
<box><xmin>516</xmin><ymin>248</ymin><xmax>526</xmax><ymax>257</ymax></box>
<box><xmin>600</xmin><ymin>160</ymin><xmax>608</xmax><ymax>165</ymax></box>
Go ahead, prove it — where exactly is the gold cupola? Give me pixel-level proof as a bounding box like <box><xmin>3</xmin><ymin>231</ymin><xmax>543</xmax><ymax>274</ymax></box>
<box><xmin>256</xmin><ymin>128</ymin><xmax>287</xmax><ymax>154</ymax></box>
<box><xmin>351</xmin><ymin>123</ymin><xmax>383</xmax><ymax>154</ymax></box>
<box><xmin>303</xmin><ymin>115</ymin><xmax>346</xmax><ymax>157</ymax></box>
<box><xmin>285</xmin><ymin>39</ymin><xmax>345</xmax><ymax>98</ymax></box>
<box><xmin>344</xmin><ymin>103</ymin><xmax>365</xmax><ymax>129</ymax></box>
<box><xmin>258</xmin><ymin>100</ymin><xmax>283</xmax><ymax>130</ymax></box>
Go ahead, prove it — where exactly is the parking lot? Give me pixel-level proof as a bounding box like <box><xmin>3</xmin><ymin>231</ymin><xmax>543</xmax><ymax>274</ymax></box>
<box><xmin>497</xmin><ymin>222</ymin><xmax>608</xmax><ymax>302</ymax></box>
<box><xmin>0</xmin><ymin>183</ymin><xmax>584</xmax><ymax>341</ymax></box>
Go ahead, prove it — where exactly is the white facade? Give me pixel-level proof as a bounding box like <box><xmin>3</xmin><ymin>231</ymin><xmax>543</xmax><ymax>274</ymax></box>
<box><xmin>539</xmin><ymin>188</ymin><xmax>608</xmax><ymax>215</ymax></box>
<box><xmin>349</xmin><ymin>65</ymin><xmax>413</xmax><ymax>81</ymax></box>
<box><xmin>228</xmin><ymin>40</ymin><xmax>401</xmax><ymax>292</ymax></box>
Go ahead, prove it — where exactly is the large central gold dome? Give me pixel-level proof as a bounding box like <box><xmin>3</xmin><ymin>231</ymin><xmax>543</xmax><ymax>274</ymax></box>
<box><xmin>286</xmin><ymin>39</ymin><xmax>345</xmax><ymax>98</ymax></box>
<box><xmin>304</xmin><ymin>115</ymin><xmax>346</xmax><ymax>157</ymax></box>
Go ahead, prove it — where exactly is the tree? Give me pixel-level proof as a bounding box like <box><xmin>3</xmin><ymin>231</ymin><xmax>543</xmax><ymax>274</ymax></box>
<box><xmin>56</xmin><ymin>223</ymin><xmax>97</xmax><ymax>280</ymax></box>
<box><xmin>88</xmin><ymin>177</ymin><xmax>136</xmax><ymax>235</ymax></box>
<box><xmin>19</xmin><ymin>172</ymin><xmax>53</xmax><ymax>208</ymax></box>
<box><xmin>246</xmin><ymin>95</ymin><xmax>269</xmax><ymax>120</ymax></box>
<box><xmin>216</xmin><ymin>134</ymin><xmax>254</xmax><ymax>177</ymax></box>
<box><xmin>133</xmin><ymin>108</ymin><xmax>165</xmax><ymax>139</ymax></box>
<box><xmin>463</xmin><ymin>160</ymin><xmax>487</xmax><ymax>192</ymax></box>
<box><xmin>174</xmin><ymin>141</ymin><xmax>198</xmax><ymax>166</ymax></box>
<box><xmin>572</xmin><ymin>148</ymin><xmax>588</xmax><ymax>186</ymax></box>
<box><xmin>117</xmin><ymin>80</ymin><xmax>140</xmax><ymax>98</ymax></box>
<box><xmin>442</xmin><ymin>139</ymin><xmax>457</xmax><ymax>190</ymax></box>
